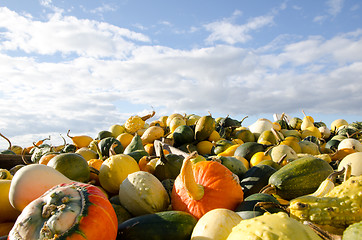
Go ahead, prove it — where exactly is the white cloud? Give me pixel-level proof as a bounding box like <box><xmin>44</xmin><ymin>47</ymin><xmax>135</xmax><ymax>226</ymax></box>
<box><xmin>326</xmin><ymin>0</ymin><xmax>344</xmax><ymax>17</ymax></box>
<box><xmin>89</xmin><ymin>3</ymin><xmax>118</xmax><ymax>14</ymax></box>
<box><xmin>204</xmin><ymin>14</ymin><xmax>274</xmax><ymax>44</ymax></box>
<box><xmin>0</xmin><ymin>7</ymin><xmax>362</xmax><ymax>148</ymax></box>
<box><xmin>0</xmin><ymin>7</ymin><xmax>150</xmax><ymax>59</ymax></box>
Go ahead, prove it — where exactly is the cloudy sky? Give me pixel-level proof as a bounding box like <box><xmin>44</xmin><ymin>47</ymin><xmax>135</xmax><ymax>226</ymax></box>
<box><xmin>1</xmin><ymin>0</ymin><xmax>362</xmax><ymax>148</ymax></box>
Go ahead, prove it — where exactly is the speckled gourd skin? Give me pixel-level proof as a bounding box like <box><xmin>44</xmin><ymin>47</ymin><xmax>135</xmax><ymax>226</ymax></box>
<box><xmin>342</xmin><ymin>220</ymin><xmax>362</xmax><ymax>240</ymax></box>
<box><xmin>289</xmin><ymin>175</ymin><xmax>362</xmax><ymax>228</ymax></box>
<box><xmin>226</xmin><ymin>212</ymin><xmax>322</xmax><ymax>240</ymax></box>
<box><xmin>9</xmin><ymin>183</ymin><xmax>87</xmax><ymax>239</ymax></box>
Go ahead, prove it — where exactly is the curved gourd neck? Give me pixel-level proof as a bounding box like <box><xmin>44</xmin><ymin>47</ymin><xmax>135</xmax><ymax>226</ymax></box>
<box><xmin>180</xmin><ymin>155</ymin><xmax>204</xmax><ymax>200</ymax></box>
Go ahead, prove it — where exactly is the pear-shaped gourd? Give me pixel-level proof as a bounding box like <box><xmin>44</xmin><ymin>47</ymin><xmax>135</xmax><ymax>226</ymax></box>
<box><xmin>300</xmin><ymin>110</ymin><xmax>314</xmax><ymax>131</ymax></box>
<box><xmin>123</xmin><ymin>134</ymin><xmax>145</xmax><ymax>154</ymax></box>
<box><xmin>9</xmin><ymin>164</ymin><xmax>72</xmax><ymax>211</ymax></box>
<box><xmin>194</xmin><ymin>114</ymin><xmax>216</xmax><ymax>141</ymax></box>
<box><xmin>118</xmin><ymin>171</ymin><xmax>170</xmax><ymax>216</ymax></box>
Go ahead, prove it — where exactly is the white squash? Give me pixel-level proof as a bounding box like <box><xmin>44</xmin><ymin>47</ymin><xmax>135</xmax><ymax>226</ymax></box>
<box><xmin>191</xmin><ymin>208</ymin><xmax>242</xmax><ymax>240</ymax></box>
<box><xmin>338</xmin><ymin>152</ymin><xmax>362</xmax><ymax>176</ymax></box>
<box><xmin>118</xmin><ymin>171</ymin><xmax>170</xmax><ymax>216</ymax></box>
<box><xmin>338</xmin><ymin>138</ymin><xmax>362</xmax><ymax>152</ymax></box>
<box><xmin>9</xmin><ymin>164</ymin><xmax>72</xmax><ymax>211</ymax></box>
<box><xmin>248</xmin><ymin>118</ymin><xmax>273</xmax><ymax>139</ymax></box>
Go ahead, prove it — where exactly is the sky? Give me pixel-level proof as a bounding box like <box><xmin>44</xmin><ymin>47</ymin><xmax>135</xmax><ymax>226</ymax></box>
<box><xmin>1</xmin><ymin>0</ymin><xmax>362</xmax><ymax>149</ymax></box>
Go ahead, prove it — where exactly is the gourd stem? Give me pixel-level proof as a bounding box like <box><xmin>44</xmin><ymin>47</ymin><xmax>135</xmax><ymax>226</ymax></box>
<box><xmin>180</xmin><ymin>152</ymin><xmax>204</xmax><ymax>200</ymax></box>
<box><xmin>240</xmin><ymin>115</ymin><xmax>248</xmax><ymax>124</ymax></box>
<box><xmin>21</xmin><ymin>148</ymin><xmax>33</xmax><ymax>165</ymax></box>
<box><xmin>327</xmin><ymin>167</ymin><xmax>345</xmax><ymax>181</ymax></box>
<box><xmin>67</xmin><ymin>129</ymin><xmax>73</xmax><ymax>139</ymax></box>
<box><xmin>344</xmin><ymin>164</ymin><xmax>352</xmax><ymax>182</ymax></box>
<box><xmin>141</xmin><ymin>110</ymin><xmax>156</xmax><ymax>121</ymax></box>
<box><xmin>0</xmin><ymin>132</ymin><xmax>12</xmax><ymax>150</ymax></box>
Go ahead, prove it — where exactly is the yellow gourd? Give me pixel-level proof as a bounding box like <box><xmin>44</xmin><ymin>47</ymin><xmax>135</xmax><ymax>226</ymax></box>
<box><xmin>0</xmin><ymin>180</ymin><xmax>21</xmax><ymax>223</ymax></box>
<box><xmin>141</xmin><ymin>126</ymin><xmax>165</xmax><ymax>145</ymax></box>
<box><xmin>98</xmin><ymin>154</ymin><xmax>140</xmax><ymax>194</ymax></box>
<box><xmin>67</xmin><ymin>130</ymin><xmax>93</xmax><ymax>149</ymax></box>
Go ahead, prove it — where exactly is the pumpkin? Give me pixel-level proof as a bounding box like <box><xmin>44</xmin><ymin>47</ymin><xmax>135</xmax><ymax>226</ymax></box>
<box><xmin>8</xmin><ymin>182</ymin><xmax>118</xmax><ymax>240</ymax></box>
<box><xmin>171</xmin><ymin>153</ymin><xmax>244</xmax><ymax>219</ymax></box>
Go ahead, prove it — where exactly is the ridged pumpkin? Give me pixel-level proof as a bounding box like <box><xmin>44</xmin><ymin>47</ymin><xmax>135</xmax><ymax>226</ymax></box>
<box><xmin>8</xmin><ymin>182</ymin><xmax>118</xmax><ymax>240</ymax></box>
<box><xmin>171</xmin><ymin>154</ymin><xmax>244</xmax><ymax>219</ymax></box>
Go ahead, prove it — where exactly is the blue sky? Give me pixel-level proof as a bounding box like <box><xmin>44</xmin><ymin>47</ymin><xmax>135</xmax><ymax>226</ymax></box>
<box><xmin>1</xmin><ymin>0</ymin><xmax>362</xmax><ymax>148</ymax></box>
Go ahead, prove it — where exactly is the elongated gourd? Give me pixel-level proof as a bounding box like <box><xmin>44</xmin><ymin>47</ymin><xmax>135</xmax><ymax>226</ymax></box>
<box><xmin>118</xmin><ymin>171</ymin><xmax>170</xmax><ymax>216</ymax></box>
<box><xmin>141</xmin><ymin>126</ymin><xmax>164</xmax><ymax>145</ymax></box>
<box><xmin>267</xmin><ymin>156</ymin><xmax>334</xmax><ymax>200</ymax></box>
<box><xmin>9</xmin><ymin>164</ymin><xmax>72</xmax><ymax>211</ymax></box>
<box><xmin>67</xmin><ymin>130</ymin><xmax>93</xmax><ymax>149</ymax></box>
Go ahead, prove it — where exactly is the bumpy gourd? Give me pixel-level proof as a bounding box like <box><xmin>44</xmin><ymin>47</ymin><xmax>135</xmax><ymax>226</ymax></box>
<box><xmin>342</xmin><ymin>220</ymin><xmax>362</xmax><ymax>240</ymax></box>
<box><xmin>289</xmin><ymin>175</ymin><xmax>362</xmax><ymax>228</ymax></box>
<box><xmin>226</xmin><ymin>212</ymin><xmax>322</xmax><ymax>240</ymax></box>
<box><xmin>8</xmin><ymin>182</ymin><xmax>118</xmax><ymax>240</ymax></box>
<box><xmin>124</xmin><ymin>111</ymin><xmax>155</xmax><ymax>134</ymax></box>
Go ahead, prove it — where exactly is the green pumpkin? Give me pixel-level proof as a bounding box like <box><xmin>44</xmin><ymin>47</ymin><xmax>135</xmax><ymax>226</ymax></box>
<box><xmin>98</xmin><ymin>137</ymin><xmax>124</xmax><ymax>159</ymax></box>
<box><xmin>154</xmin><ymin>151</ymin><xmax>184</xmax><ymax>181</ymax></box>
<box><xmin>173</xmin><ymin>125</ymin><xmax>194</xmax><ymax>147</ymax></box>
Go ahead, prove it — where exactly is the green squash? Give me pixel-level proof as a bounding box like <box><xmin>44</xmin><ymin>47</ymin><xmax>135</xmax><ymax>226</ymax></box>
<box><xmin>98</xmin><ymin>137</ymin><xmax>124</xmax><ymax>158</ymax></box>
<box><xmin>235</xmin><ymin>193</ymin><xmax>284</xmax><ymax>219</ymax></box>
<box><xmin>123</xmin><ymin>134</ymin><xmax>144</xmax><ymax>154</ymax></box>
<box><xmin>268</xmin><ymin>156</ymin><xmax>334</xmax><ymax>200</ymax></box>
<box><xmin>173</xmin><ymin>125</ymin><xmax>194</xmax><ymax>147</ymax></box>
<box><xmin>117</xmin><ymin>210</ymin><xmax>197</xmax><ymax>240</ymax></box>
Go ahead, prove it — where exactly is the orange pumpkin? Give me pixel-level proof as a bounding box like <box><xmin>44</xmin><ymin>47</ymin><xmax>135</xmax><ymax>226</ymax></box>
<box><xmin>88</xmin><ymin>158</ymin><xmax>103</xmax><ymax>185</ymax></box>
<box><xmin>8</xmin><ymin>182</ymin><xmax>118</xmax><ymax>240</ymax></box>
<box><xmin>171</xmin><ymin>154</ymin><xmax>244</xmax><ymax>219</ymax></box>
<box><xmin>38</xmin><ymin>153</ymin><xmax>58</xmax><ymax>165</ymax></box>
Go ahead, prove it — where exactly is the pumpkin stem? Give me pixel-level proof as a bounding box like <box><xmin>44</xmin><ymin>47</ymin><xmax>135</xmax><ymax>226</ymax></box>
<box><xmin>180</xmin><ymin>152</ymin><xmax>204</xmax><ymax>200</ymax></box>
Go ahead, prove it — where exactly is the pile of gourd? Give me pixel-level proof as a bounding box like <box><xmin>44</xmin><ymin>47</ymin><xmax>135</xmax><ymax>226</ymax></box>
<box><xmin>1</xmin><ymin>110</ymin><xmax>362</xmax><ymax>240</ymax></box>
